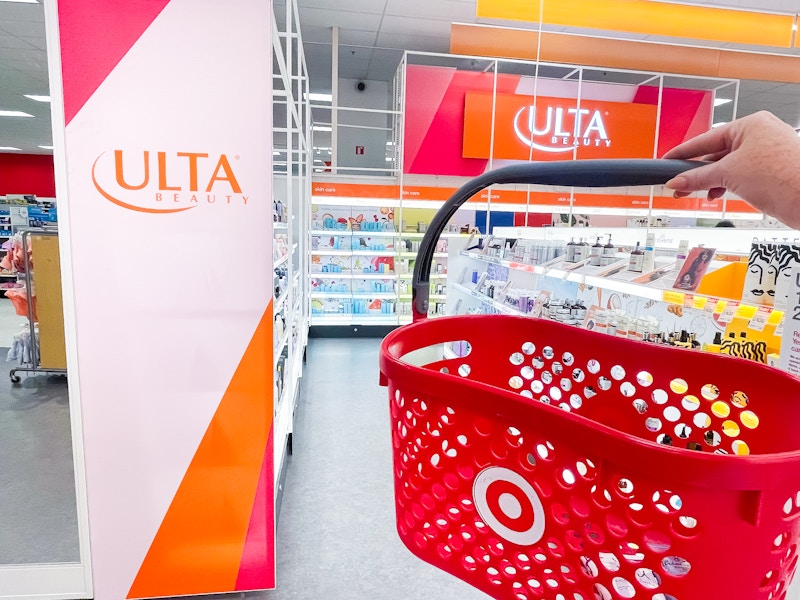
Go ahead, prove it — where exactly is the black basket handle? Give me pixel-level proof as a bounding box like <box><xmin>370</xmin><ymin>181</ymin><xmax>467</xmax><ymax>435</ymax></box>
<box><xmin>411</xmin><ymin>158</ymin><xmax>705</xmax><ymax>320</ymax></box>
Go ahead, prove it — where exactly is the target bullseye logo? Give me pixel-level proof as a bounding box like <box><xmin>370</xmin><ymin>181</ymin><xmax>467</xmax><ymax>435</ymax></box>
<box><xmin>473</xmin><ymin>467</ymin><xmax>545</xmax><ymax>546</ymax></box>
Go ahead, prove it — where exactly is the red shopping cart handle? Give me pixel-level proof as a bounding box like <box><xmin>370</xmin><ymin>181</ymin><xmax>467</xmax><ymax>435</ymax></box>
<box><xmin>411</xmin><ymin>158</ymin><xmax>704</xmax><ymax>320</ymax></box>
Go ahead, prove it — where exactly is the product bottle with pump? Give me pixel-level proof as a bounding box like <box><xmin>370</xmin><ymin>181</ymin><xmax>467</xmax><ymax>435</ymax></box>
<box><xmin>579</xmin><ymin>238</ymin><xmax>590</xmax><ymax>263</ymax></box>
<box><xmin>590</xmin><ymin>236</ymin><xmax>603</xmax><ymax>266</ymax></box>
<box><xmin>601</xmin><ymin>235</ymin><xmax>616</xmax><ymax>266</ymax></box>
<box><xmin>573</xmin><ymin>238</ymin><xmax>585</xmax><ymax>263</ymax></box>
<box><xmin>628</xmin><ymin>242</ymin><xmax>644</xmax><ymax>272</ymax></box>
<box><xmin>566</xmin><ymin>237</ymin><xmax>577</xmax><ymax>263</ymax></box>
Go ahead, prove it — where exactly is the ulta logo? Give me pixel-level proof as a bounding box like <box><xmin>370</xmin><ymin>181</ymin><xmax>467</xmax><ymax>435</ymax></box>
<box><xmin>91</xmin><ymin>150</ymin><xmax>249</xmax><ymax>214</ymax></box>
<box><xmin>513</xmin><ymin>105</ymin><xmax>611</xmax><ymax>153</ymax></box>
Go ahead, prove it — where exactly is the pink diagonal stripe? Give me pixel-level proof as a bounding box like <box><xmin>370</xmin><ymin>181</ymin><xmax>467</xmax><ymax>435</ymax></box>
<box><xmin>58</xmin><ymin>0</ymin><xmax>171</xmax><ymax>125</ymax></box>
<box><xmin>235</xmin><ymin>427</ymin><xmax>275</xmax><ymax>590</ymax></box>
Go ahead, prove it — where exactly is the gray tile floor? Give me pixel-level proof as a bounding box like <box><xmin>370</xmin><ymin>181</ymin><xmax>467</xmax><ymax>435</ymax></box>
<box><xmin>0</xmin><ymin>347</ymin><xmax>78</xmax><ymax>564</ymax></box>
<box><xmin>262</xmin><ymin>337</ymin><xmax>487</xmax><ymax>599</ymax></box>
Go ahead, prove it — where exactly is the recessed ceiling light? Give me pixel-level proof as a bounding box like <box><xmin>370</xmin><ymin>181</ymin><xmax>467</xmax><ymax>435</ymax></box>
<box><xmin>712</xmin><ymin>122</ymin><xmax>728</xmax><ymax>128</ymax></box>
<box><xmin>38</xmin><ymin>145</ymin><xmax>53</xmax><ymax>150</ymax></box>
<box><xmin>713</xmin><ymin>98</ymin><xmax>732</xmax><ymax>107</ymax></box>
<box><xmin>0</xmin><ymin>147</ymin><xmax>22</xmax><ymax>151</ymax></box>
<box><xmin>24</xmin><ymin>94</ymin><xmax>50</xmax><ymax>102</ymax></box>
<box><xmin>0</xmin><ymin>0</ymin><xmax>39</xmax><ymax>4</ymax></box>
<box><xmin>0</xmin><ymin>110</ymin><xmax>33</xmax><ymax>117</ymax></box>
<box><xmin>312</xmin><ymin>125</ymin><xmax>332</xmax><ymax>132</ymax></box>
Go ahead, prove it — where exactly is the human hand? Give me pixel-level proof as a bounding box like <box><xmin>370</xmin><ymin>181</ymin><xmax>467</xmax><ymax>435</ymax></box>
<box><xmin>663</xmin><ymin>111</ymin><xmax>800</xmax><ymax>228</ymax></box>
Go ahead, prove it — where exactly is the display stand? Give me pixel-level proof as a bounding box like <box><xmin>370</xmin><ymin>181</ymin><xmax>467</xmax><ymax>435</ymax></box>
<box><xmin>10</xmin><ymin>230</ymin><xmax>67</xmax><ymax>383</ymax></box>
<box><xmin>446</xmin><ymin>226</ymin><xmax>793</xmax><ymax>369</ymax></box>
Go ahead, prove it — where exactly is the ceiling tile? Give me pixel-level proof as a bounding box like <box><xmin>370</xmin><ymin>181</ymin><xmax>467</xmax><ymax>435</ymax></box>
<box><xmin>338</xmin><ymin>29</ymin><xmax>378</xmax><ymax>46</ymax></box>
<box><xmin>299</xmin><ymin>25</ymin><xmax>334</xmax><ymax>44</ymax></box>
<box><xmin>298</xmin><ymin>7</ymin><xmax>383</xmax><ymax>30</ymax></box>
<box><xmin>385</xmin><ymin>0</ymin><xmax>472</xmax><ymax>21</ymax></box>
<box><xmin>376</xmin><ymin>31</ymin><xmax>451</xmax><ymax>52</ymax></box>
<box><xmin>379</xmin><ymin>14</ymin><xmax>453</xmax><ymax>37</ymax></box>
<box><xmin>301</xmin><ymin>0</ymin><xmax>387</xmax><ymax>11</ymax></box>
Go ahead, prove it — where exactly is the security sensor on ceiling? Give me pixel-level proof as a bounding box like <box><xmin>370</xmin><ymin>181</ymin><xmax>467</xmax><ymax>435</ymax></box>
<box><xmin>355</xmin><ymin>81</ymin><xmax>366</xmax><ymax>92</ymax></box>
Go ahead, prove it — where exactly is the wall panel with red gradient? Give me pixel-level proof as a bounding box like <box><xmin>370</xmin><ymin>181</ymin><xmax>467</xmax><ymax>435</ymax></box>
<box><xmin>404</xmin><ymin>65</ymin><xmax>712</xmax><ymax>177</ymax></box>
<box><xmin>0</xmin><ymin>153</ymin><xmax>55</xmax><ymax>197</ymax></box>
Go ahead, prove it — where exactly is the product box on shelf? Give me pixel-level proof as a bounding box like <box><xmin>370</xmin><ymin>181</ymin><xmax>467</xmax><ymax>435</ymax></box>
<box><xmin>310</xmin><ymin>277</ymin><xmax>351</xmax><ymax>295</ymax></box>
<box><xmin>311</xmin><ymin>203</ymin><xmax>396</xmax><ymax>232</ymax></box>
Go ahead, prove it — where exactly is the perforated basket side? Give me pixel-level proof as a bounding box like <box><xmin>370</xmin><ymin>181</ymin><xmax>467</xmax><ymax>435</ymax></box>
<box><xmin>380</xmin><ymin>315</ymin><xmax>800</xmax><ymax>599</ymax></box>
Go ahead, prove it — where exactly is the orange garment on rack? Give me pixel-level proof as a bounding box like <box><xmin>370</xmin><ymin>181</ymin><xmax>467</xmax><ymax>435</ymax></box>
<box><xmin>5</xmin><ymin>288</ymin><xmax>37</xmax><ymax>321</ymax></box>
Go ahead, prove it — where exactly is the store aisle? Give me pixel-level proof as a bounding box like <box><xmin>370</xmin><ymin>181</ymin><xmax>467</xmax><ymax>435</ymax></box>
<box><xmin>262</xmin><ymin>338</ymin><xmax>487</xmax><ymax>600</ymax></box>
<box><xmin>0</xmin><ymin>296</ymin><xmax>28</xmax><ymax>348</ymax></box>
<box><xmin>0</xmin><ymin>352</ymin><xmax>77</xmax><ymax>564</ymax></box>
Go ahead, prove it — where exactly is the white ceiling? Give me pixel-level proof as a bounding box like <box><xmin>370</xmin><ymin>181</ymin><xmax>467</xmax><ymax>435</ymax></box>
<box><xmin>3</xmin><ymin>0</ymin><xmax>800</xmax><ymax>155</ymax></box>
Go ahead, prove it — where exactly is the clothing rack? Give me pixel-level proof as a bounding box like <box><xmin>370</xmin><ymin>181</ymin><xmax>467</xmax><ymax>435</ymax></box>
<box><xmin>10</xmin><ymin>229</ymin><xmax>67</xmax><ymax>383</ymax></box>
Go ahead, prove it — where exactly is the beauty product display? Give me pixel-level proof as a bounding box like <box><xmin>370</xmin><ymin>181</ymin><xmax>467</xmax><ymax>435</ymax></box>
<box><xmin>628</xmin><ymin>242</ymin><xmax>644</xmax><ymax>272</ymax></box>
<box><xmin>511</xmin><ymin>240</ymin><xmax>566</xmax><ymax>265</ymax></box>
<box><xmin>573</xmin><ymin>238</ymin><xmax>586</xmax><ymax>263</ymax></box>
<box><xmin>565</xmin><ymin>238</ymin><xmax>577</xmax><ymax>263</ymax></box>
<box><xmin>673</xmin><ymin>246</ymin><xmax>715</xmax><ymax>291</ymax></box>
<box><xmin>601</xmin><ymin>234</ymin><xmax>617</xmax><ymax>266</ymax></box>
<box><xmin>590</xmin><ymin>237</ymin><xmax>603</xmax><ymax>266</ymax></box>
<box><xmin>642</xmin><ymin>232</ymin><xmax>656</xmax><ymax>273</ymax></box>
<box><xmin>745</xmin><ymin>241</ymin><xmax>800</xmax><ymax>308</ymax></box>
<box><xmin>674</xmin><ymin>239</ymin><xmax>690</xmax><ymax>271</ymax></box>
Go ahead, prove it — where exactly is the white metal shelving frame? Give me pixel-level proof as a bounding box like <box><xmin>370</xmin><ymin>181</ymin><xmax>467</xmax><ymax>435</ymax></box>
<box><xmin>272</xmin><ymin>0</ymin><xmax>310</xmax><ymax>496</ymax></box>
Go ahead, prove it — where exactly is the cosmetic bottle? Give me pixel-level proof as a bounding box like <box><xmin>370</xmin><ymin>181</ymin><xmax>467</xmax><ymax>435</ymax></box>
<box><xmin>566</xmin><ymin>237</ymin><xmax>577</xmax><ymax>263</ymax></box>
<box><xmin>595</xmin><ymin>310</ymin><xmax>608</xmax><ymax>333</ymax></box>
<box><xmin>672</xmin><ymin>330</ymin><xmax>691</xmax><ymax>349</ymax></box>
<box><xmin>628</xmin><ymin>242</ymin><xmax>644</xmax><ymax>272</ymax></box>
<box><xmin>642</xmin><ymin>233</ymin><xmax>656</xmax><ymax>272</ymax></box>
<box><xmin>573</xmin><ymin>238</ymin><xmax>585</xmax><ymax>262</ymax></box>
<box><xmin>579</xmin><ymin>238</ymin><xmax>590</xmax><ymax>262</ymax></box>
<box><xmin>616</xmin><ymin>314</ymin><xmax>630</xmax><ymax>338</ymax></box>
<box><xmin>590</xmin><ymin>236</ymin><xmax>603</xmax><ymax>266</ymax></box>
<box><xmin>675</xmin><ymin>240</ymin><xmax>690</xmax><ymax>271</ymax></box>
<box><xmin>601</xmin><ymin>234</ymin><xmax>616</xmax><ymax>266</ymax></box>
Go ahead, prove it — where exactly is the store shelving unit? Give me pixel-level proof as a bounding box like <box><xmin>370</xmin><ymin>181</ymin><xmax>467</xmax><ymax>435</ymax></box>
<box><xmin>309</xmin><ymin>203</ymin><xmax>467</xmax><ymax>327</ymax></box>
<box><xmin>446</xmin><ymin>227</ymin><xmax>789</xmax><ymax>365</ymax></box>
<box><xmin>272</xmin><ymin>0</ymin><xmax>310</xmax><ymax>505</ymax></box>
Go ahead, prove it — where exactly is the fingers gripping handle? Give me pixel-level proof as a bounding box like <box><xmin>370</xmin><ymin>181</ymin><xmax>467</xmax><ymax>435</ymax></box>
<box><xmin>411</xmin><ymin>159</ymin><xmax>704</xmax><ymax>321</ymax></box>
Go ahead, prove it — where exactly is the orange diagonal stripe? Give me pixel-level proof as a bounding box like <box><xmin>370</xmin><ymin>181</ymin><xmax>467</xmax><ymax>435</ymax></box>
<box><xmin>128</xmin><ymin>302</ymin><xmax>274</xmax><ymax>598</ymax></box>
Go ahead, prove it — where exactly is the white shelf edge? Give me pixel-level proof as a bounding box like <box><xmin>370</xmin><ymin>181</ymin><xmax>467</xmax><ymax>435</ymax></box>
<box><xmin>310</xmin><ymin>292</ymin><xmax>397</xmax><ymax>299</ymax></box>
<box><xmin>273</xmin><ymin>329</ymin><xmax>290</xmax><ymax>366</ymax></box>
<box><xmin>310</xmin><ymin>314</ymin><xmax>400</xmax><ymax>325</ymax></box>
<box><xmin>311</xmin><ymin>229</ymin><xmax>398</xmax><ymax>237</ymax></box>
<box><xmin>460</xmin><ymin>251</ymin><xmax>664</xmax><ymax>302</ymax></box>
<box><xmin>310</xmin><ymin>249</ymin><xmax>396</xmax><ymax>256</ymax></box>
<box><xmin>275</xmin><ymin>288</ymin><xmax>290</xmax><ymax>312</ymax></box>
<box><xmin>311</xmin><ymin>272</ymin><xmax>397</xmax><ymax>279</ymax></box>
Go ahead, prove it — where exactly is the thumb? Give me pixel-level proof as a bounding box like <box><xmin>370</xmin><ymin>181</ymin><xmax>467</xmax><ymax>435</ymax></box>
<box><xmin>665</xmin><ymin>163</ymin><xmax>723</xmax><ymax>193</ymax></box>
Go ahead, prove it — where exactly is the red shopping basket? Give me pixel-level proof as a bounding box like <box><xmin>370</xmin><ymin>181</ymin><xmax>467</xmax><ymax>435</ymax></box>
<box><xmin>379</xmin><ymin>160</ymin><xmax>800</xmax><ymax>600</ymax></box>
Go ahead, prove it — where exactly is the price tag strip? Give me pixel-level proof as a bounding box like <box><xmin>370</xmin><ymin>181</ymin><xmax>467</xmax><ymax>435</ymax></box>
<box><xmin>717</xmin><ymin>301</ymin><xmax>740</xmax><ymax>324</ymax></box>
<box><xmin>748</xmin><ymin>306</ymin><xmax>772</xmax><ymax>332</ymax></box>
